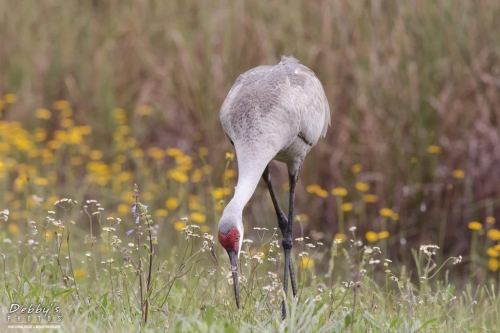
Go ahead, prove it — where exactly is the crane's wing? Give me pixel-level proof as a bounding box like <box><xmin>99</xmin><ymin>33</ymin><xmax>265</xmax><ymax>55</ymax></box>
<box><xmin>288</xmin><ymin>60</ymin><xmax>330</xmax><ymax>145</ymax></box>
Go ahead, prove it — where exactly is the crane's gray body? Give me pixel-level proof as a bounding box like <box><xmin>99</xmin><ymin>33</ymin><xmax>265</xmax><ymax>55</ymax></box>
<box><xmin>220</xmin><ymin>56</ymin><xmax>330</xmax><ymax>175</ymax></box>
<box><xmin>218</xmin><ymin>56</ymin><xmax>330</xmax><ymax>251</ymax></box>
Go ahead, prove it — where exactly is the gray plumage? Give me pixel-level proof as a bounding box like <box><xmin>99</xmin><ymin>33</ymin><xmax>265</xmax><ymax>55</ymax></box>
<box><xmin>220</xmin><ymin>55</ymin><xmax>330</xmax><ymax>176</ymax></box>
<box><xmin>218</xmin><ymin>56</ymin><xmax>330</xmax><ymax>315</ymax></box>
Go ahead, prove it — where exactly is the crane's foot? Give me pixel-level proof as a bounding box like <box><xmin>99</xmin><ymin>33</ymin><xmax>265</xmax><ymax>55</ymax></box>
<box><xmin>281</xmin><ymin>258</ymin><xmax>298</xmax><ymax>319</ymax></box>
<box><xmin>281</xmin><ymin>241</ymin><xmax>297</xmax><ymax>319</ymax></box>
<box><xmin>281</xmin><ymin>247</ymin><xmax>291</xmax><ymax>319</ymax></box>
<box><xmin>289</xmin><ymin>254</ymin><xmax>297</xmax><ymax>297</ymax></box>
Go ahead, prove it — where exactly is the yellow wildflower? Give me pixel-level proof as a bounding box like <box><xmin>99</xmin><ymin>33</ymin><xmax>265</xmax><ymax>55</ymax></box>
<box><xmin>351</xmin><ymin>164</ymin><xmax>362</xmax><ymax>173</ymax></box>
<box><xmin>306</xmin><ymin>184</ymin><xmax>320</xmax><ymax>193</ymax></box>
<box><xmin>79</xmin><ymin>126</ymin><xmax>92</xmax><ymax>135</ymax></box>
<box><xmin>54</xmin><ymin>130</ymin><xmax>66</xmax><ymax>141</ymax></box>
<box><xmin>331</xmin><ymin>187</ymin><xmax>347</xmax><ymax>197</ymax></box>
<box><xmin>61</xmin><ymin>108</ymin><xmax>73</xmax><ymax>118</ymax></box>
<box><xmin>53</xmin><ymin>100</ymin><xmax>70</xmax><ymax>110</ymax></box>
<box><xmin>40</xmin><ymin>149</ymin><xmax>55</xmax><ymax>163</ymax></box>
<box><xmin>65</xmin><ymin>127</ymin><xmax>83</xmax><ymax>144</ymax></box>
<box><xmin>113</xmin><ymin>108</ymin><xmax>127</xmax><ymax>124</ymax></box>
<box><xmin>44</xmin><ymin>231</ymin><xmax>53</xmax><ymax>241</ymax></box>
<box><xmin>198</xmin><ymin>147</ymin><xmax>209</xmax><ymax>156</ymax></box>
<box><xmin>8</xmin><ymin>223</ymin><xmax>19</xmax><ymax>234</ymax></box>
<box><xmin>175</xmin><ymin>155</ymin><xmax>192</xmax><ymax>169</ymax></box>
<box><xmin>155</xmin><ymin>209</ymin><xmax>168</xmax><ymax>217</ymax></box>
<box><xmin>487</xmin><ymin>248</ymin><xmax>499</xmax><ymax>258</ymax></box>
<box><xmin>427</xmin><ymin>145</ymin><xmax>442</xmax><ymax>154</ymax></box>
<box><xmin>212</xmin><ymin>187</ymin><xmax>230</xmax><ymax>200</ymax></box>
<box><xmin>35</xmin><ymin>108</ymin><xmax>52</xmax><ymax>119</ymax></box>
<box><xmin>189</xmin><ymin>201</ymin><xmax>204</xmax><ymax>211</ymax></box>
<box><xmin>14</xmin><ymin>175</ymin><xmax>28</xmax><ymax>192</ymax></box>
<box><xmin>34</xmin><ymin>178</ymin><xmax>49</xmax><ymax>186</ymax></box>
<box><xmin>4</xmin><ymin>93</ymin><xmax>17</xmax><ymax>104</ymax></box>
<box><xmin>355</xmin><ymin>182</ymin><xmax>369</xmax><ymax>192</ymax></box>
<box><xmin>191</xmin><ymin>169</ymin><xmax>203</xmax><ymax>183</ymax></box>
<box><xmin>391</xmin><ymin>213</ymin><xmax>400</xmax><ymax>221</ymax></box>
<box><xmin>89</xmin><ymin>150</ymin><xmax>103</xmax><ymax>160</ymax></box>
<box><xmin>380</xmin><ymin>208</ymin><xmax>393</xmax><ymax>217</ymax></box>
<box><xmin>224</xmin><ymin>169</ymin><xmax>236</xmax><ymax>179</ymax></box>
<box><xmin>486</xmin><ymin>216</ymin><xmax>496</xmax><ymax>224</ymax></box>
<box><xmin>225</xmin><ymin>152</ymin><xmax>235</xmax><ymax>161</ymax></box>
<box><xmin>190</xmin><ymin>212</ymin><xmax>206</xmax><ymax>223</ymax></box>
<box><xmin>74</xmin><ymin>268</ymin><xmax>86</xmax><ymax>280</ymax></box>
<box><xmin>174</xmin><ymin>221</ymin><xmax>186</xmax><ymax>231</ymax></box>
<box><xmin>363</xmin><ymin>194</ymin><xmax>378</xmax><ymax>203</ymax></box>
<box><xmin>341</xmin><ymin>202</ymin><xmax>353</xmax><ymax>212</ymax></box>
<box><xmin>365</xmin><ymin>231</ymin><xmax>378</xmax><ymax>243</ymax></box>
<box><xmin>168</xmin><ymin>169</ymin><xmax>188</xmax><ymax>183</ymax></box>
<box><xmin>334</xmin><ymin>233</ymin><xmax>347</xmax><ymax>242</ymax></box>
<box><xmin>148</xmin><ymin>147</ymin><xmax>165</xmax><ymax>160</ymax></box>
<box><xmin>489</xmin><ymin>258</ymin><xmax>499</xmax><ymax>272</ymax></box>
<box><xmin>315</xmin><ymin>187</ymin><xmax>328</xmax><ymax>198</ymax></box>
<box><xmin>486</xmin><ymin>229</ymin><xmax>500</xmax><ymax>241</ymax></box>
<box><xmin>201</xmin><ymin>225</ymin><xmax>210</xmax><ymax>233</ymax></box>
<box><xmin>452</xmin><ymin>169</ymin><xmax>465</xmax><ymax>179</ymax></box>
<box><xmin>297</xmin><ymin>214</ymin><xmax>309</xmax><ymax>222</ymax></box>
<box><xmin>60</xmin><ymin>118</ymin><xmax>74</xmax><ymax>128</ymax></box>
<box><xmin>35</xmin><ymin>128</ymin><xmax>47</xmax><ymax>142</ymax></box>
<box><xmin>139</xmin><ymin>105</ymin><xmax>152</xmax><ymax>116</ymax></box>
<box><xmin>468</xmin><ymin>221</ymin><xmax>482</xmax><ymax>231</ymax></box>
<box><xmin>377</xmin><ymin>231</ymin><xmax>390</xmax><ymax>239</ymax></box>
<box><xmin>132</xmin><ymin>148</ymin><xmax>144</xmax><ymax>158</ymax></box>
<box><xmin>166</xmin><ymin>198</ymin><xmax>179</xmax><ymax>210</ymax></box>
<box><xmin>300</xmin><ymin>258</ymin><xmax>314</xmax><ymax>269</ymax></box>
<box><xmin>166</xmin><ymin>148</ymin><xmax>183</xmax><ymax>157</ymax></box>
<box><xmin>117</xmin><ymin>204</ymin><xmax>129</xmax><ymax>214</ymax></box>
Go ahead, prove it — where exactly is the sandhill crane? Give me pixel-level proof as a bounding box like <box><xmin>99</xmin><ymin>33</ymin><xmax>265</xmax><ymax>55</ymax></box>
<box><xmin>217</xmin><ymin>56</ymin><xmax>330</xmax><ymax>317</ymax></box>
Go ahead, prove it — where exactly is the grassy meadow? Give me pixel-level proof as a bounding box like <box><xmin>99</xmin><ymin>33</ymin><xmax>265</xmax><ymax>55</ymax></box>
<box><xmin>1</xmin><ymin>0</ymin><xmax>500</xmax><ymax>331</ymax></box>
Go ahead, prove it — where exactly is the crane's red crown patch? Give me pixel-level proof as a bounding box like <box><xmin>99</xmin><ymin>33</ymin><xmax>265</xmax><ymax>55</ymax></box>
<box><xmin>218</xmin><ymin>228</ymin><xmax>240</xmax><ymax>252</ymax></box>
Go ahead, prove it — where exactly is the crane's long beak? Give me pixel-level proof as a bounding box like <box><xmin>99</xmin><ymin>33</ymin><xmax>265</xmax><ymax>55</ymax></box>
<box><xmin>228</xmin><ymin>250</ymin><xmax>240</xmax><ymax>309</ymax></box>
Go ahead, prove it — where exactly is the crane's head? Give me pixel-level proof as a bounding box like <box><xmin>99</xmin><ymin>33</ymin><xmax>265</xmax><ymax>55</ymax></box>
<box><xmin>218</xmin><ymin>214</ymin><xmax>244</xmax><ymax>309</ymax></box>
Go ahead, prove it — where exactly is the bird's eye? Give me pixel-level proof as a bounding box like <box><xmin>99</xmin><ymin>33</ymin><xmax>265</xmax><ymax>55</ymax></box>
<box><xmin>235</xmin><ymin>236</ymin><xmax>240</xmax><ymax>242</ymax></box>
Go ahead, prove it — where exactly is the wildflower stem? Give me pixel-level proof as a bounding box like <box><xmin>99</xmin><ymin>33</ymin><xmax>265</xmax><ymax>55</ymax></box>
<box><xmin>336</xmin><ymin>196</ymin><xmax>344</xmax><ymax>234</ymax></box>
<box><xmin>144</xmin><ymin>204</ymin><xmax>154</xmax><ymax>325</ymax></box>
<box><xmin>470</xmin><ymin>230</ymin><xmax>477</xmax><ymax>272</ymax></box>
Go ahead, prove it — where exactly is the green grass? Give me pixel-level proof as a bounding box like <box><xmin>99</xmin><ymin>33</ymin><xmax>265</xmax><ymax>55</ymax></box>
<box><xmin>0</xmin><ymin>0</ymin><xmax>500</xmax><ymax>331</ymax></box>
<box><xmin>0</xmin><ymin>198</ymin><xmax>498</xmax><ymax>332</ymax></box>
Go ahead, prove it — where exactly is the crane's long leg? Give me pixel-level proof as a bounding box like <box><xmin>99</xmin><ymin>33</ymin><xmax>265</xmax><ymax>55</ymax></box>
<box><xmin>262</xmin><ymin>165</ymin><xmax>288</xmax><ymax>232</ymax></box>
<box><xmin>262</xmin><ymin>165</ymin><xmax>300</xmax><ymax>319</ymax></box>
<box><xmin>281</xmin><ymin>170</ymin><xmax>299</xmax><ymax>319</ymax></box>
